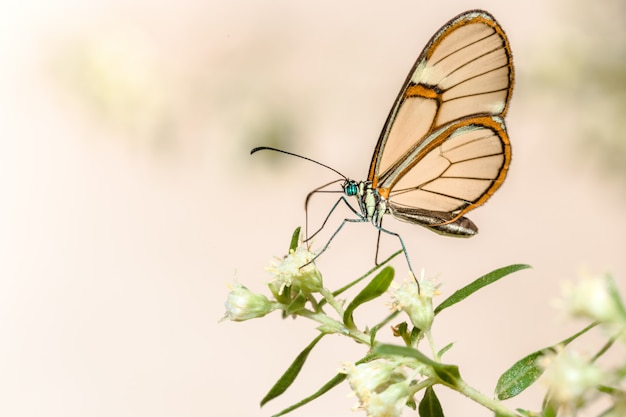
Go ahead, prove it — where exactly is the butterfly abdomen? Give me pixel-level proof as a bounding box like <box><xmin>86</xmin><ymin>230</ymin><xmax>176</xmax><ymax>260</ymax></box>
<box><xmin>388</xmin><ymin>204</ymin><xmax>478</xmax><ymax>237</ymax></box>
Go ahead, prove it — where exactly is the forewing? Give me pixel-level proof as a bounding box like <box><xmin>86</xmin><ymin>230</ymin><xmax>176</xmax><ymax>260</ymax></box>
<box><xmin>369</xmin><ymin>10</ymin><xmax>513</xmax><ymax>184</ymax></box>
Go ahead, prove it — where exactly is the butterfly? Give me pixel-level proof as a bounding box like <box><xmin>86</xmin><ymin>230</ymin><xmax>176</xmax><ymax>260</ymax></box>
<box><xmin>252</xmin><ymin>9</ymin><xmax>513</xmax><ymax>280</ymax></box>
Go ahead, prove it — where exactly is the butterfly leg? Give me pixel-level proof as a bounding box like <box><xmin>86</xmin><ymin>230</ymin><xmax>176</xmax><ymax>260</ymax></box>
<box><xmin>374</xmin><ymin>219</ymin><xmax>383</xmax><ymax>266</ymax></box>
<box><xmin>301</xmin><ymin>196</ymin><xmax>366</xmax><ymax>267</ymax></box>
<box><xmin>305</xmin><ymin>196</ymin><xmax>362</xmax><ymax>243</ymax></box>
<box><xmin>303</xmin><ymin>216</ymin><xmax>368</xmax><ymax>268</ymax></box>
<box><xmin>374</xmin><ymin>224</ymin><xmax>420</xmax><ymax>293</ymax></box>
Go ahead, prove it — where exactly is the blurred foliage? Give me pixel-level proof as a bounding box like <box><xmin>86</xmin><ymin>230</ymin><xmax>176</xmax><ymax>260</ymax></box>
<box><xmin>52</xmin><ymin>26</ymin><xmax>178</xmax><ymax>152</ymax></box>
<box><xmin>50</xmin><ymin>20</ymin><xmax>302</xmax><ymax>164</ymax></box>
<box><xmin>528</xmin><ymin>0</ymin><xmax>626</xmax><ymax>184</ymax></box>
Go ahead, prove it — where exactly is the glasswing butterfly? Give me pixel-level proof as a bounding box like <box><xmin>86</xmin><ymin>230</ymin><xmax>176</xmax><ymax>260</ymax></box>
<box><xmin>252</xmin><ymin>9</ymin><xmax>513</xmax><ymax>284</ymax></box>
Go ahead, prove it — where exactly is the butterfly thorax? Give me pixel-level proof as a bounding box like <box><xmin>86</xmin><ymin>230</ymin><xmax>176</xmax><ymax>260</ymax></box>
<box><xmin>343</xmin><ymin>180</ymin><xmax>387</xmax><ymax>227</ymax></box>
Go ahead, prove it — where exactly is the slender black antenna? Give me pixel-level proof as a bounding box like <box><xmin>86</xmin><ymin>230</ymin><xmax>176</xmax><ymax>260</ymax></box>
<box><xmin>251</xmin><ymin>146</ymin><xmax>348</xmax><ymax>180</ymax></box>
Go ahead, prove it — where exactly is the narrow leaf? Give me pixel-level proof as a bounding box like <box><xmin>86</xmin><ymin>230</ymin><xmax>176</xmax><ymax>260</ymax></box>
<box><xmin>285</xmin><ymin>294</ymin><xmax>306</xmax><ymax>315</ymax></box>
<box><xmin>289</xmin><ymin>227</ymin><xmax>301</xmax><ymax>252</ymax></box>
<box><xmin>495</xmin><ymin>322</ymin><xmax>596</xmax><ymax>400</ymax></box>
<box><xmin>560</xmin><ymin>321</ymin><xmax>597</xmax><ymax>346</ymax></box>
<box><xmin>374</xmin><ymin>344</ymin><xmax>460</xmax><ymax>386</ymax></box>
<box><xmin>271</xmin><ymin>373</ymin><xmax>346</xmax><ymax>417</ymax></box>
<box><xmin>330</xmin><ymin>250</ymin><xmax>402</xmax><ymax>298</ymax></box>
<box><xmin>369</xmin><ymin>310</ymin><xmax>400</xmax><ymax>346</ymax></box>
<box><xmin>592</xmin><ymin>336</ymin><xmax>617</xmax><ymax>363</ymax></box>
<box><xmin>434</xmin><ymin>264</ymin><xmax>531</xmax><ymax>315</ymax></box>
<box><xmin>343</xmin><ymin>267</ymin><xmax>394</xmax><ymax>328</ymax></box>
<box><xmin>406</xmin><ymin>397</ymin><xmax>417</xmax><ymax>410</ymax></box>
<box><xmin>391</xmin><ymin>321</ymin><xmax>411</xmax><ymax>346</ymax></box>
<box><xmin>261</xmin><ymin>333</ymin><xmax>325</xmax><ymax>407</ymax></box>
<box><xmin>410</xmin><ymin>326</ymin><xmax>422</xmax><ymax>346</ymax></box>
<box><xmin>543</xmin><ymin>402</ymin><xmax>557</xmax><ymax>417</ymax></box>
<box><xmin>419</xmin><ymin>386</ymin><xmax>444</xmax><ymax>417</ymax></box>
<box><xmin>495</xmin><ymin>349</ymin><xmax>553</xmax><ymax>400</ymax></box>
<box><xmin>606</xmin><ymin>274</ymin><xmax>626</xmax><ymax>320</ymax></box>
<box><xmin>437</xmin><ymin>342</ymin><xmax>454</xmax><ymax>358</ymax></box>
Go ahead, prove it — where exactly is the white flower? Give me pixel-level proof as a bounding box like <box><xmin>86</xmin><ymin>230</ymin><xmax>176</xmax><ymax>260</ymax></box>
<box><xmin>222</xmin><ymin>283</ymin><xmax>273</xmax><ymax>322</ymax></box>
<box><xmin>265</xmin><ymin>247</ymin><xmax>323</xmax><ymax>295</ymax></box>
<box><xmin>365</xmin><ymin>381</ymin><xmax>412</xmax><ymax>417</ymax></box>
<box><xmin>538</xmin><ymin>348</ymin><xmax>605</xmax><ymax>407</ymax></box>
<box><xmin>342</xmin><ymin>359</ymin><xmax>412</xmax><ymax>417</ymax></box>
<box><xmin>391</xmin><ymin>271</ymin><xmax>438</xmax><ymax>331</ymax></box>
<box><xmin>562</xmin><ymin>274</ymin><xmax>625</xmax><ymax>325</ymax></box>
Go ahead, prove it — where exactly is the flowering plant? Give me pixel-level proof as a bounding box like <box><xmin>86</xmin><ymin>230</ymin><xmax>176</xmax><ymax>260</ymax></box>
<box><xmin>223</xmin><ymin>228</ymin><xmax>626</xmax><ymax>417</ymax></box>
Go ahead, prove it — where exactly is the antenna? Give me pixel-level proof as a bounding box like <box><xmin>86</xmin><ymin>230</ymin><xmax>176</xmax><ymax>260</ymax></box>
<box><xmin>251</xmin><ymin>146</ymin><xmax>348</xmax><ymax>180</ymax></box>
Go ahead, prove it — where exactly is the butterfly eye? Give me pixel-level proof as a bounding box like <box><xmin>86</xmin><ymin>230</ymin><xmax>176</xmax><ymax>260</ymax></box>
<box><xmin>344</xmin><ymin>181</ymin><xmax>359</xmax><ymax>196</ymax></box>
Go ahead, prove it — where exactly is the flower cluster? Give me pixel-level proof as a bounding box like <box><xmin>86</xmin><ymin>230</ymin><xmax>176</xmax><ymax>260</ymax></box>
<box><xmin>223</xmin><ymin>228</ymin><xmax>626</xmax><ymax>417</ymax></box>
<box><xmin>537</xmin><ymin>273</ymin><xmax>626</xmax><ymax>414</ymax></box>
<box><xmin>342</xmin><ymin>359</ymin><xmax>415</xmax><ymax>417</ymax></box>
<box><xmin>222</xmin><ymin>246</ymin><xmax>323</xmax><ymax>323</ymax></box>
<box><xmin>265</xmin><ymin>246</ymin><xmax>323</xmax><ymax>295</ymax></box>
<box><xmin>390</xmin><ymin>271</ymin><xmax>439</xmax><ymax>332</ymax></box>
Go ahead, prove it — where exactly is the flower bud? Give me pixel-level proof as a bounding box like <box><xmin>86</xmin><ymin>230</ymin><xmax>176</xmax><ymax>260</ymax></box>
<box><xmin>222</xmin><ymin>283</ymin><xmax>273</xmax><ymax>322</ymax></box>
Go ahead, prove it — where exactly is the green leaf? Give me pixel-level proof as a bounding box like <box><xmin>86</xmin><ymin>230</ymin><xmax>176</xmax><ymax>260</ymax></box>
<box><xmin>592</xmin><ymin>337</ymin><xmax>617</xmax><ymax>364</ymax></box>
<box><xmin>543</xmin><ymin>402</ymin><xmax>557</xmax><ymax>417</ymax></box>
<box><xmin>495</xmin><ymin>349</ymin><xmax>553</xmax><ymax>400</ymax></box>
<box><xmin>271</xmin><ymin>282</ymin><xmax>292</xmax><ymax>306</ymax></box>
<box><xmin>327</xmin><ymin>250</ymin><xmax>403</xmax><ymax>301</ymax></box>
<box><xmin>437</xmin><ymin>342</ymin><xmax>454</xmax><ymax>358</ymax></box>
<box><xmin>495</xmin><ymin>322</ymin><xmax>597</xmax><ymax>400</ymax></box>
<box><xmin>597</xmin><ymin>384</ymin><xmax>620</xmax><ymax>395</ymax></box>
<box><xmin>369</xmin><ymin>310</ymin><xmax>400</xmax><ymax>346</ymax></box>
<box><xmin>393</xmin><ymin>322</ymin><xmax>411</xmax><ymax>346</ymax></box>
<box><xmin>434</xmin><ymin>264</ymin><xmax>531</xmax><ymax>315</ymax></box>
<box><xmin>406</xmin><ymin>397</ymin><xmax>417</xmax><ymax>410</ymax></box>
<box><xmin>513</xmin><ymin>410</ymin><xmax>537</xmax><ymax>417</ymax></box>
<box><xmin>261</xmin><ymin>333</ymin><xmax>325</xmax><ymax>407</ymax></box>
<box><xmin>285</xmin><ymin>293</ymin><xmax>306</xmax><ymax>315</ymax></box>
<box><xmin>410</xmin><ymin>326</ymin><xmax>423</xmax><ymax>346</ymax></box>
<box><xmin>343</xmin><ymin>266</ymin><xmax>394</xmax><ymax>329</ymax></box>
<box><xmin>373</xmin><ymin>344</ymin><xmax>460</xmax><ymax>387</ymax></box>
<box><xmin>289</xmin><ymin>227</ymin><xmax>301</xmax><ymax>252</ymax></box>
<box><xmin>419</xmin><ymin>386</ymin><xmax>444</xmax><ymax>417</ymax></box>
<box><xmin>271</xmin><ymin>373</ymin><xmax>346</xmax><ymax>417</ymax></box>
<box><xmin>560</xmin><ymin>322</ymin><xmax>598</xmax><ymax>346</ymax></box>
<box><xmin>606</xmin><ymin>274</ymin><xmax>626</xmax><ymax>320</ymax></box>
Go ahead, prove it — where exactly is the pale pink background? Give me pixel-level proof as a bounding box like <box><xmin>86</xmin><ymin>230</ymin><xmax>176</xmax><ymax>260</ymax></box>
<box><xmin>2</xmin><ymin>1</ymin><xmax>625</xmax><ymax>416</ymax></box>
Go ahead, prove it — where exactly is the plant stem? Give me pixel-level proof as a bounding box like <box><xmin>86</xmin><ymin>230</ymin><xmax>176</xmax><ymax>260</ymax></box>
<box><xmin>298</xmin><ymin>309</ymin><xmax>370</xmax><ymax>345</ymax></box>
<box><xmin>453</xmin><ymin>378</ymin><xmax>518</xmax><ymax>417</ymax></box>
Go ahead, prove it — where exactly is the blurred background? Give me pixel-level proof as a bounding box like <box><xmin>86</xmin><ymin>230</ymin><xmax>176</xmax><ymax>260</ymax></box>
<box><xmin>2</xmin><ymin>0</ymin><xmax>625</xmax><ymax>416</ymax></box>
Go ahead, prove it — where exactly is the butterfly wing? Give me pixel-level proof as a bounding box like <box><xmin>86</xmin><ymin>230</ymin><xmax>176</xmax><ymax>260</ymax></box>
<box><xmin>386</xmin><ymin>115</ymin><xmax>509</xmax><ymax>235</ymax></box>
<box><xmin>368</xmin><ymin>10</ymin><xmax>513</xmax><ymax>234</ymax></box>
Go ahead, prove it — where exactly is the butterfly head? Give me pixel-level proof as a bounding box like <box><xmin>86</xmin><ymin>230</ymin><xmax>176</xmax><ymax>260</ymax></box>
<box><xmin>343</xmin><ymin>180</ymin><xmax>359</xmax><ymax>197</ymax></box>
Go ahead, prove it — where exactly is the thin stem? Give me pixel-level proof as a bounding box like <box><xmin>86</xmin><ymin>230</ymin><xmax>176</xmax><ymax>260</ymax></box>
<box><xmin>452</xmin><ymin>378</ymin><xmax>519</xmax><ymax>417</ymax></box>
<box><xmin>297</xmin><ymin>309</ymin><xmax>371</xmax><ymax>345</ymax></box>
